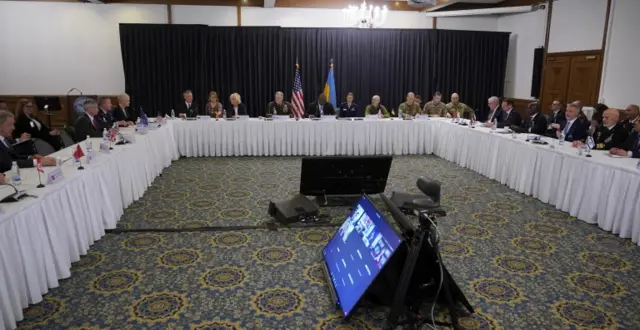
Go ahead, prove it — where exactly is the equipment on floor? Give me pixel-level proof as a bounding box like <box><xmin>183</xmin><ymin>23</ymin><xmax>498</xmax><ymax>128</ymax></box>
<box><xmin>377</xmin><ymin>192</ymin><xmax>474</xmax><ymax>330</ymax></box>
<box><xmin>388</xmin><ymin>177</ymin><xmax>442</xmax><ymax>215</ymax></box>
<box><xmin>321</xmin><ymin>194</ymin><xmax>404</xmax><ymax>318</ymax></box>
<box><xmin>268</xmin><ymin>194</ymin><xmax>319</xmax><ymax>224</ymax></box>
<box><xmin>299</xmin><ymin>155</ymin><xmax>392</xmax><ymax>206</ymax></box>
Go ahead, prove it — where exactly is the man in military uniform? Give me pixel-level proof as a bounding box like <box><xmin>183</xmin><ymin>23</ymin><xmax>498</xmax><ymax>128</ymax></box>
<box><xmin>610</xmin><ymin>120</ymin><xmax>640</xmax><ymax>158</ymax></box>
<box><xmin>446</xmin><ymin>93</ymin><xmax>474</xmax><ymax>119</ymax></box>
<box><xmin>573</xmin><ymin>108</ymin><xmax>628</xmax><ymax>150</ymax></box>
<box><xmin>423</xmin><ymin>92</ymin><xmax>448</xmax><ymax>117</ymax></box>
<box><xmin>398</xmin><ymin>92</ymin><xmax>421</xmax><ymax>118</ymax></box>
<box><xmin>364</xmin><ymin>95</ymin><xmax>390</xmax><ymax>118</ymax></box>
<box><xmin>621</xmin><ymin>104</ymin><xmax>639</xmax><ymax>134</ymax></box>
<box><xmin>266</xmin><ymin>91</ymin><xmax>292</xmax><ymax>117</ymax></box>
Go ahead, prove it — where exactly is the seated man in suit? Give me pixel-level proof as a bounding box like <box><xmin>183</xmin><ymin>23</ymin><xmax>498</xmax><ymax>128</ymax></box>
<box><xmin>266</xmin><ymin>91</ymin><xmax>292</xmax><ymax>117</ymax></box>
<box><xmin>0</xmin><ymin>110</ymin><xmax>56</xmax><ymax>172</ymax></box>
<box><xmin>96</xmin><ymin>96</ymin><xmax>119</xmax><ymax>130</ymax></box>
<box><xmin>621</xmin><ymin>104</ymin><xmax>639</xmax><ymax>134</ymax></box>
<box><xmin>338</xmin><ymin>92</ymin><xmax>359</xmax><ymax>118</ymax></box>
<box><xmin>176</xmin><ymin>90</ymin><xmax>200</xmax><ymax>118</ymax></box>
<box><xmin>545</xmin><ymin>100</ymin><xmax>567</xmax><ymax>137</ymax></box>
<box><xmin>555</xmin><ymin>102</ymin><xmax>589</xmax><ymax>142</ymax></box>
<box><xmin>364</xmin><ymin>95</ymin><xmax>390</xmax><ymax>118</ymax></box>
<box><xmin>573</xmin><ymin>108</ymin><xmax>628</xmax><ymax>150</ymax></box>
<box><xmin>74</xmin><ymin>98</ymin><xmax>104</xmax><ymax>142</ymax></box>
<box><xmin>610</xmin><ymin>120</ymin><xmax>640</xmax><ymax>158</ymax></box>
<box><xmin>306</xmin><ymin>93</ymin><xmax>335</xmax><ymax>118</ymax></box>
<box><xmin>112</xmin><ymin>93</ymin><xmax>136</xmax><ymax>126</ymax></box>
<box><xmin>497</xmin><ymin>99</ymin><xmax>522</xmax><ymax>128</ymax></box>
<box><xmin>225</xmin><ymin>93</ymin><xmax>248</xmax><ymax>118</ymax></box>
<box><xmin>511</xmin><ymin>102</ymin><xmax>547</xmax><ymax>135</ymax></box>
<box><xmin>485</xmin><ymin>96</ymin><xmax>503</xmax><ymax>127</ymax></box>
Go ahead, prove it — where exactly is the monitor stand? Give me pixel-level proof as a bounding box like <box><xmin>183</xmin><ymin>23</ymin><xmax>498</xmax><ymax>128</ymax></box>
<box><xmin>316</xmin><ymin>195</ymin><xmax>362</xmax><ymax>207</ymax></box>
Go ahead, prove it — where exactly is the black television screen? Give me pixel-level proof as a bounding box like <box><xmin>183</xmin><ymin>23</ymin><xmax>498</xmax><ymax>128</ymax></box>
<box><xmin>299</xmin><ymin>156</ymin><xmax>392</xmax><ymax>196</ymax></box>
<box><xmin>322</xmin><ymin>195</ymin><xmax>403</xmax><ymax>317</ymax></box>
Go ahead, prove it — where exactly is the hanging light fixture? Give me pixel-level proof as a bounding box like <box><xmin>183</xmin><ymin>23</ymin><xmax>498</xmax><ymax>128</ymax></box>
<box><xmin>342</xmin><ymin>1</ymin><xmax>388</xmax><ymax>28</ymax></box>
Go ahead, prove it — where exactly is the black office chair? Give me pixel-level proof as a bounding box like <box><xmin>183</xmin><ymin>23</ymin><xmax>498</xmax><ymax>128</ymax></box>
<box><xmin>389</xmin><ymin>177</ymin><xmax>446</xmax><ymax>217</ymax></box>
<box><xmin>63</xmin><ymin>125</ymin><xmax>76</xmax><ymax>143</ymax></box>
<box><xmin>59</xmin><ymin>129</ymin><xmax>75</xmax><ymax>147</ymax></box>
<box><xmin>33</xmin><ymin>138</ymin><xmax>56</xmax><ymax>156</ymax></box>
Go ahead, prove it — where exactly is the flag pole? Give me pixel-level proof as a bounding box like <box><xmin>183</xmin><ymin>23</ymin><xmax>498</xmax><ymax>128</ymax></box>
<box><xmin>37</xmin><ymin>163</ymin><xmax>44</xmax><ymax>188</ymax></box>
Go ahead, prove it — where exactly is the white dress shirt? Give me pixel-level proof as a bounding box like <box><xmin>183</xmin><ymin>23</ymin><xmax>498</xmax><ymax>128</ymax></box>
<box><xmin>233</xmin><ymin>107</ymin><xmax>239</xmax><ymax>116</ymax></box>
<box><xmin>27</xmin><ymin>116</ymin><xmax>42</xmax><ymax>131</ymax></box>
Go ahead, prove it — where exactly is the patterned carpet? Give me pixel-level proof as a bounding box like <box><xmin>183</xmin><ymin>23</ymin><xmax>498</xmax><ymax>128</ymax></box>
<box><xmin>17</xmin><ymin>156</ymin><xmax>640</xmax><ymax>329</ymax></box>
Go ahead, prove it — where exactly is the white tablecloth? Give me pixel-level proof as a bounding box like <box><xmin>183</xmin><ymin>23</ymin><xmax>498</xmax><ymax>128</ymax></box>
<box><xmin>172</xmin><ymin>119</ymin><xmax>435</xmax><ymax>157</ymax></box>
<box><xmin>172</xmin><ymin>118</ymin><xmax>640</xmax><ymax>247</ymax></box>
<box><xmin>0</xmin><ymin>122</ymin><xmax>178</xmax><ymax>330</ymax></box>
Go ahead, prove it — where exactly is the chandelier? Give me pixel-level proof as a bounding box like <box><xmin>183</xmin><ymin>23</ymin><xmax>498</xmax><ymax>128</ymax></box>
<box><xmin>342</xmin><ymin>1</ymin><xmax>388</xmax><ymax>28</ymax></box>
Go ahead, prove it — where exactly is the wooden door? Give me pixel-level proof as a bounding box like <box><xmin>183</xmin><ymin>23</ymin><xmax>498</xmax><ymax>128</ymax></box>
<box><xmin>566</xmin><ymin>54</ymin><xmax>601</xmax><ymax>107</ymax></box>
<box><xmin>540</xmin><ymin>56</ymin><xmax>571</xmax><ymax>114</ymax></box>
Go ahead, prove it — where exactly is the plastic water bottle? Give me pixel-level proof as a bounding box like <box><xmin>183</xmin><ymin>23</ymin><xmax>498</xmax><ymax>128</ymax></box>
<box><xmin>491</xmin><ymin>119</ymin><xmax>497</xmax><ymax>132</ymax></box>
<box><xmin>558</xmin><ymin>132</ymin><xmax>565</xmax><ymax>146</ymax></box>
<box><xmin>222</xmin><ymin>109</ymin><xmax>227</xmax><ymax>119</ymax></box>
<box><xmin>273</xmin><ymin>108</ymin><xmax>277</xmax><ymax>118</ymax></box>
<box><xmin>319</xmin><ymin>109</ymin><xmax>322</xmax><ymax>118</ymax></box>
<box><xmin>397</xmin><ymin>108</ymin><xmax>402</xmax><ymax>119</ymax></box>
<box><xmin>102</xmin><ymin>128</ymin><xmax>108</xmax><ymax>142</ymax></box>
<box><xmin>171</xmin><ymin>109</ymin><xmax>175</xmax><ymax>119</ymax></box>
<box><xmin>85</xmin><ymin>135</ymin><xmax>92</xmax><ymax>151</ymax></box>
<box><xmin>10</xmin><ymin>161</ymin><xmax>21</xmax><ymax>186</ymax></box>
<box><xmin>377</xmin><ymin>109</ymin><xmax>382</xmax><ymax>118</ymax></box>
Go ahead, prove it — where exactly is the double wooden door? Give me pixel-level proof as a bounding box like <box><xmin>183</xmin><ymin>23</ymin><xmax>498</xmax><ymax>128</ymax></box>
<box><xmin>540</xmin><ymin>51</ymin><xmax>602</xmax><ymax>113</ymax></box>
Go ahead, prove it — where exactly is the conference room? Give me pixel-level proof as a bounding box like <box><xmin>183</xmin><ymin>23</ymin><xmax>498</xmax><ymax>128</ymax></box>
<box><xmin>1</xmin><ymin>0</ymin><xmax>639</xmax><ymax>329</ymax></box>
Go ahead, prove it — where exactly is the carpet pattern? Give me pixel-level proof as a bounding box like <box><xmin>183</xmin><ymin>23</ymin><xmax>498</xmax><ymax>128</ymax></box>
<box><xmin>17</xmin><ymin>156</ymin><xmax>640</xmax><ymax>329</ymax></box>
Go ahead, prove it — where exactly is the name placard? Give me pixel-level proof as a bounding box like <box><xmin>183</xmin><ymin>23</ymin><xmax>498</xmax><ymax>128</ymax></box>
<box><xmin>123</xmin><ymin>134</ymin><xmax>136</xmax><ymax>143</ymax></box>
<box><xmin>365</xmin><ymin>115</ymin><xmax>380</xmax><ymax>121</ymax></box>
<box><xmin>47</xmin><ymin>168</ymin><xmax>64</xmax><ymax>185</ymax></box>
<box><xmin>136</xmin><ymin>126</ymin><xmax>148</xmax><ymax>135</ymax></box>
<box><xmin>237</xmin><ymin>116</ymin><xmax>250</xmax><ymax>121</ymax></box>
<box><xmin>99</xmin><ymin>142</ymin><xmax>111</xmax><ymax>153</ymax></box>
<box><xmin>273</xmin><ymin>115</ymin><xmax>290</xmax><ymax>121</ymax></box>
<box><xmin>197</xmin><ymin>115</ymin><xmax>211</xmax><ymax>120</ymax></box>
<box><xmin>415</xmin><ymin>115</ymin><xmax>430</xmax><ymax>121</ymax></box>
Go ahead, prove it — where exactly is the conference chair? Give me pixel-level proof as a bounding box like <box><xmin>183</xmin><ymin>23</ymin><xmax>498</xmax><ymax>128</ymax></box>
<box><xmin>59</xmin><ymin>129</ymin><xmax>75</xmax><ymax>148</ymax></box>
<box><xmin>64</xmin><ymin>125</ymin><xmax>77</xmax><ymax>143</ymax></box>
<box><xmin>33</xmin><ymin>138</ymin><xmax>56</xmax><ymax>156</ymax></box>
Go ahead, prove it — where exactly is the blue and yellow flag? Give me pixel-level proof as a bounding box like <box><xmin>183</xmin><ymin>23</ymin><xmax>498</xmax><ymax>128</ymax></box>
<box><xmin>323</xmin><ymin>61</ymin><xmax>337</xmax><ymax>106</ymax></box>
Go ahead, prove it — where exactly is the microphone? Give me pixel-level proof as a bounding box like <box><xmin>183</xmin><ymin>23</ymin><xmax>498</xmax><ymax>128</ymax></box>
<box><xmin>0</xmin><ymin>183</ymin><xmax>28</xmax><ymax>203</ymax></box>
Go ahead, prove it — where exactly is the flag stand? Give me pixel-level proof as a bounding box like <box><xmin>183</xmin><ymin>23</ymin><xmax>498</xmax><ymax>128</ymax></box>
<box><xmin>109</xmin><ymin>139</ymin><xmax>113</xmax><ymax>150</ymax></box>
<box><xmin>37</xmin><ymin>174</ymin><xmax>45</xmax><ymax>188</ymax></box>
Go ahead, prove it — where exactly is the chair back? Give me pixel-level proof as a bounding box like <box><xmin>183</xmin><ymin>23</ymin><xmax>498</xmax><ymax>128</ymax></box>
<box><xmin>59</xmin><ymin>129</ymin><xmax>75</xmax><ymax>148</ymax></box>
<box><xmin>63</xmin><ymin>125</ymin><xmax>76</xmax><ymax>143</ymax></box>
<box><xmin>34</xmin><ymin>138</ymin><xmax>56</xmax><ymax>156</ymax></box>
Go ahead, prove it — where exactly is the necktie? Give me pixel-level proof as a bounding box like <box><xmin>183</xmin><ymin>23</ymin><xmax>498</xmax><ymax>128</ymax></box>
<box><xmin>91</xmin><ymin>117</ymin><xmax>96</xmax><ymax>129</ymax></box>
<box><xmin>635</xmin><ymin>135</ymin><xmax>640</xmax><ymax>149</ymax></box>
<box><xmin>563</xmin><ymin>121</ymin><xmax>571</xmax><ymax>134</ymax></box>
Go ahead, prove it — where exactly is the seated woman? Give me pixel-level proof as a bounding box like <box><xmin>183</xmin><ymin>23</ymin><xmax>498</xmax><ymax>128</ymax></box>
<box><xmin>364</xmin><ymin>95</ymin><xmax>390</xmax><ymax>118</ymax></box>
<box><xmin>13</xmin><ymin>99</ymin><xmax>63</xmax><ymax>150</ymax></box>
<box><xmin>206</xmin><ymin>91</ymin><xmax>224</xmax><ymax>118</ymax></box>
<box><xmin>225</xmin><ymin>93</ymin><xmax>248</xmax><ymax>118</ymax></box>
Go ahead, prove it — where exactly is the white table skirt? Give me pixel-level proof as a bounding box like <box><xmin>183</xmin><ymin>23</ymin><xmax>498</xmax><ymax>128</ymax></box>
<box><xmin>0</xmin><ymin>122</ymin><xmax>179</xmax><ymax>330</ymax></box>
<box><xmin>172</xmin><ymin>118</ymin><xmax>640</xmax><ymax>247</ymax></box>
<box><xmin>173</xmin><ymin>119</ymin><xmax>435</xmax><ymax>157</ymax></box>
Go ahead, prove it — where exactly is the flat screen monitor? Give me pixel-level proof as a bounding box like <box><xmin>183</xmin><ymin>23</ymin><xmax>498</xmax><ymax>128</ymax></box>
<box><xmin>300</xmin><ymin>156</ymin><xmax>392</xmax><ymax>196</ymax></box>
<box><xmin>322</xmin><ymin>195</ymin><xmax>403</xmax><ymax>317</ymax></box>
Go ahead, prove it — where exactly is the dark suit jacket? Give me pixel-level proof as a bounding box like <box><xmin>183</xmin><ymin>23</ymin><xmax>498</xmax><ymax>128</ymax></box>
<box><xmin>306</xmin><ymin>102</ymin><xmax>335</xmax><ymax>117</ymax></box>
<box><xmin>0</xmin><ymin>137</ymin><xmax>34</xmax><ymax>171</ymax></box>
<box><xmin>486</xmin><ymin>107</ymin><xmax>504</xmax><ymax>124</ymax></box>
<box><xmin>498</xmin><ymin>109</ymin><xmax>522</xmax><ymax>128</ymax></box>
<box><xmin>560</xmin><ymin>118</ymin><xmax>590</xmax><ymax>142</ymax></box>
<box><xmin>620</xmin><ymin>131</ymin><xmax>640</xmax><ymax>158</ymax></box>
<box><xmin>176</xmin><ymin>102</ymin><xmax>200</xmax><ymax>118</ymax></box>
<box><xmin>593</xmin><ymin>124</ymin><xmax>629</xmax><ymax>150</ymax></box>
<box><xmin>512</xmin><ymin>113</ymin><xmax>547</xmax><ymax>135</ymax></box>
<box><xmin>113</xmin><ymin>105</ymin><xmax>138</xmax><ymax>123</ymax></box>
<box><xmin>225</xmin><ymin>104</ymin><xmax>248</xmax><ymax>118</ymax></box>
<box><xmin>14</xmin><ymin>114</ymin><xmax>51</xmax><ymax>140</ymax></box>
<box><xmin>74</xmin><ymin>113</ymin><xmax>103</xmax><ymax>142</ymax></box>
<box><xmin>96</xmin><ymin>109</ymin><xmax>114</xmax><ymax>130</ymax></box>
<box><xmin>338</xmin><ymin>102</ymin><xmax>359</xmax><ymax>118</ymax></box>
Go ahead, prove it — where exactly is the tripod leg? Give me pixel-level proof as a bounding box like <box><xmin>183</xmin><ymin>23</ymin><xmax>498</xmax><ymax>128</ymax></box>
<box><xmin>446</xmin><ymin>269</ymin><xmax>474</xmax><ymax>314</ymax></box>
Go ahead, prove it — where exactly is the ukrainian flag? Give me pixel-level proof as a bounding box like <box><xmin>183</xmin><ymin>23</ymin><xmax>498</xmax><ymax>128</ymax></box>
<box><xmin>323</xmin><ymin>62</ymin><xmax>337</xmax><ymax>106</ymax></box>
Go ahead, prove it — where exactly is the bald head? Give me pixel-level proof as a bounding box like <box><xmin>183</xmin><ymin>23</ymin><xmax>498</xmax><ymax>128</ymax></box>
<box><xmin>406</xmin><ymin>92</ymin><xmax>415</xmax><ymax>104</ymax></box>
<box><xmin>602</xmin><ymin>108</ymin><xmax>620</xmax><ymax>127</ymax></box>
<box><xmin>451</xmin><ymin>93</ymin><xmax>459</xmax><ymax>104</ymax></box>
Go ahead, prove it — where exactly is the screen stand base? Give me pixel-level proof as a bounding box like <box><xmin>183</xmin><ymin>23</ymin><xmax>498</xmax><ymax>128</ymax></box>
<box><xmin>315</xmin><ymin>195</ymin><xmax>362</xmax><ymax>207</ymax></box>
<box><xmin>384</xmin><ymin>215</ymin><xmax>473</xmax><ymax>330</ymax></box>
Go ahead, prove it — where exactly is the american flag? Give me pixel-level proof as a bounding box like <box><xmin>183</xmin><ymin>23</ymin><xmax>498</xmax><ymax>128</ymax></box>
<box><xmin>291</xmin><ymin>64</ymin><xmax>305</xmax><ymax>118</ymax></box>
